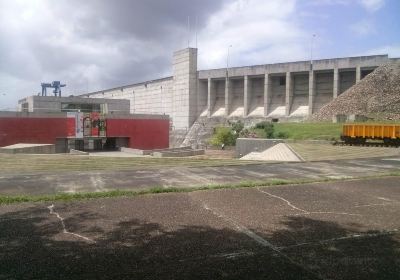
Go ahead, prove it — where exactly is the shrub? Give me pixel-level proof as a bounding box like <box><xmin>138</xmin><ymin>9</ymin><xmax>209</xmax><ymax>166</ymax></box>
<box><xmin>255</xmin><ymin>121</ymin><xmax>270</xmax><ymax>129</ymax></box>
<box><xmin>275</xmin><ymin>131</ymin><xmax>289</xmax><ymax>139</ymax></box>
<box><xmin>209</xmin><ymin>127</ymin><xmax>237</xmax><ymax>146</ymax></box>
<box><xmin>231</xmin><ymin>120</ymin><xmax>244</xmax><ymax>135</ymax></box>
<box><xmin>264</xmin><ymin>123</ymin><xmax>275</xmax><ymax>138</ymax></box>
<box><xmin>239</xmin><ymin>128</ymin><xmax>249</xmax><ymax>138</ymax></box>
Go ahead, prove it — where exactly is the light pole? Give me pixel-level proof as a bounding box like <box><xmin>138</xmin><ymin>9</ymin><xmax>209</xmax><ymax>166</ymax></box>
<box><xmin>226</xmin><ymin>45</ymin><xmax>233</xmax><ymax>78</ymax></box>
<box><xmin>310</xmin><ymin>34</ymin><xmax>316</xmax><ymax>71</ymax></box>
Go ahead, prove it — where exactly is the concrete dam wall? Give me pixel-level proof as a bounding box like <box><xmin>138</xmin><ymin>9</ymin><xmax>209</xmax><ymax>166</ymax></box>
<box><xmin>83</xmin><ymin>48</ymin><xmax>395</xmax><ymax>131</ymax></box>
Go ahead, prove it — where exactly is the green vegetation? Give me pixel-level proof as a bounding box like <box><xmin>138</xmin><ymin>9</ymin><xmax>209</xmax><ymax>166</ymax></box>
<box><xmin>209</xmin><ymin>126</ymin><xmax>237</xmax><ymax>146</ymax></box>
<box><xmin>209</xmin><ymin>122</ymin><xmax>343</xmax><ymax>144</ymax></box>
<box><xmin>1</xmin><ymin>172</ymin><xmax>399</xmax><ymax>205</ymax></box>
<box><xmin>209</xmin><ymin>120</ymin><xmax>245</xmax><ymax>146</ymax></box>
<box><xmin>251</xmin><ymin>121</ymin><xmax>289</xmax><ymax>139</ymax></box>
<box><xmin>0</xmin><ymin>179</ymin><xmax>293</xmax><ymax>204</ymax></box>
<box><xmin>251</xmin><ymin>122</ymin><xmax>342</xmax><ymax>140</ymax></box>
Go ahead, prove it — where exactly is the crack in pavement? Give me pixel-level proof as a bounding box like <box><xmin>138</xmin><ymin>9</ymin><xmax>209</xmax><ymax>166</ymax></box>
<box><xmin>47</xmin><ymin>204</ymin><xmax>95</xmax><ymax>243</ymax></box>
<box><xmin>278</xmin><ymin>229</ymin><xmax>399</xmax><ymax>250</ymax></box>
<box><xmin>256</xmin><ymin>188</ymin><xmax>362</xmax><ymax>217</ymax></box>
<box><xmin>256</xmin><ymin>188</ymin><xmax>310</xmax><ymax>213</ymax></box>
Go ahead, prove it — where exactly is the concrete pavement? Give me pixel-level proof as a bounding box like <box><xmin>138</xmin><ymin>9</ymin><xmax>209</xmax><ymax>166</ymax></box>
<box><xmin>0</xmin><ymin>156</ymin><xmax>399</xmax><ymax>195</ymax></box>
<box><xmin>1</xmin><ymin>177</ymin><xmax>399</xmax><ymax>279</ymax></box>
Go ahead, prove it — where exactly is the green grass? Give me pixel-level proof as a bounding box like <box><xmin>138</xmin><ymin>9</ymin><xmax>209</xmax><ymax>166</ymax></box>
<box><xmin>1</xmin><ymin>172</ymin><xmax>399</xmax><ymax>205</ymax></box>
<box><xmin>251</xmin><ymin>122</ymin><xmax>343</xmax><ymax>140</ymax></box>
<box><xmin>0</xmin><ymin>179</ymin><xmax>291</xmax><ymax>204</ymax></box>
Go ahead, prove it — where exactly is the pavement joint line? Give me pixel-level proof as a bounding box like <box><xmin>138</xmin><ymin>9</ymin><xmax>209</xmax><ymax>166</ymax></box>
<box><xmin>278</xmin><ymin>229</ymin><xmax>399</xmax><ymax>250</ymax></box>
<box><xmin>47</xmin><ymin>204</ymin><xmax>95</xmax><ymax>243</ymax></box>
<box><xmin>178</xmin><ymin>250</ymin><xmax>255</xmax><ymax>262</ymax></box>
<box><xmin>353</xmin><ymin>202</ymin><xmax>396</xmax><ymax>208</ymax></box>
<box><xmin>377</xmin><ymin>196</ymin><xmax>396</xmax><ymax>202</ymax></box>
<box><xmin>292</xmin><ymin>211</ymin><xmax>362</xmax><ymax>217</ymax></box>
<box><xmin>201</xmin><ymin>203</ymin><xmax>278</xmax><ymax>251</ymax></box>
<box><xmin>200</xmin><ymin>202</ymin><xmax>326</xmax><ymax>280</ymax></box>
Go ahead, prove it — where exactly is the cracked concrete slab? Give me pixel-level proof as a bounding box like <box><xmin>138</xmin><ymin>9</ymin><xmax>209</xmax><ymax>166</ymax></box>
<box><xmin>0</xmin><ymin>157</ymin><xmax>399</xmax><ymax>195</ymax></box>
<box><xmin>1</xmin><ymin>177</ymin><xmax>399</xmax><ymax>279</ymax></box>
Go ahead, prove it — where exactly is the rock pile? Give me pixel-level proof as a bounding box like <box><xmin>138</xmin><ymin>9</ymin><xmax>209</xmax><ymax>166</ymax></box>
<box><xmin>312</xmin><ymin>61</ymin><xmax>400</xmax><ymax>121</ymax></box>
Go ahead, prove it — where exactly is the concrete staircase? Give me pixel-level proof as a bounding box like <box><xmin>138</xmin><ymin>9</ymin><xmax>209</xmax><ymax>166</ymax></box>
<box><xmin>169</xmin><ymin>129</ymin><xmax>188</xmax><ymax>148</ymax></box>
<box><xmin>181</xmin><ymin>116</ymin><xmax>273</xmax><ymax>149</ymax></box>
<box><xmin>181</xmin><ymin>116</ymin><xmax>228</xmax><ymax>148</ymax></box>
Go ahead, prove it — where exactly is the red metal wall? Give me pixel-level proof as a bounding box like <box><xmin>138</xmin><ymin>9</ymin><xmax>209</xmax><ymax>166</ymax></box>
<box><xmin>106</xmin><ymin>119</ymin><xmax>169</xmax><ymax>150</ymax></box>
<box><xmin>0</xmin><ymin>117</ymin><xmax>169</xmax><ymax>150</ymax></box>
<box><xmin>0</xmin><ymin>117</ymin><xmax>73</xmax><ymax>147</ymax></box>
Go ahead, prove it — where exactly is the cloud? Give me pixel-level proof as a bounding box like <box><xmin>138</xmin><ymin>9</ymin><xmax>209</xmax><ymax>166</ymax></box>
<box><xmin>358</xmin><ymin>0</ymin><xmax>385</xmax><ymax>12</ymax></box>
<box><xmin>0</xmin><ymin>0</ymin><xmax>227</xmax><ymax>108</ymax></box>
<box><xmin>305</xmin><ymin>0</ymin><xmax>349</xmax><ymax>6</ymax></box>
<box><xmin>306</xmin><ymin>0</ymin><xmax>384</xmax><ymax>12</ymax></box>
<box><xmin>350</xmin><ymin>20</ymin><xmax>376</xmax><ymax>36</ymax></box>
<box><xmin>364</xmin><ymin>44</ymin><xmax>400</xmax><ymax>57</ymax></box>
<box><xmin>197</xmin><ymin>0</ymin><xmax>309</xmax><ymax>69</ymax></box>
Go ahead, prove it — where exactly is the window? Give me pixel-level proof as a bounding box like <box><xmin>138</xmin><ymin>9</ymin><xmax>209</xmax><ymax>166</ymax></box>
<box><xmin>61</xmin><ymin>103</ymin><xmax>102</xmax><ymax>113</ymax></box>
<box><xmin>21</xmin><ymin>103</ymin><xmax>29</xmax><ymax>112</ymax></box>
<box><xmin>279</xmin><ymin>77</ymin><xmax>286</xmax><ymax>86</ymax></box>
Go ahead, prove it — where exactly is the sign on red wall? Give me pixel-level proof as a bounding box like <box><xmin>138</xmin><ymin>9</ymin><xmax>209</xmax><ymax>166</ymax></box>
<box><xmin>67</xmin><ymin>112</ymin><xmax>83</xmax><ymax>138</ymax></box>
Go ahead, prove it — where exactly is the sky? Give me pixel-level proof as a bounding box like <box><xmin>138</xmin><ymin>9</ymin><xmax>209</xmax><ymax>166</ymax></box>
<box><xmin>0</xmin><ymin>0</ymin><xmax>399</xmax><ymax>109</ymax></box>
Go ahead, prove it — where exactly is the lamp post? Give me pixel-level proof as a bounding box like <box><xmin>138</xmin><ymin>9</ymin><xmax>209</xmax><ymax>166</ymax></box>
<box><xmin>226</xmin><ymin>45</ymin><xmax>233</xmax><ymax>78</ymax></box>
<box><xmin>310</xmin><ymin>34</ymin><xmax>316</xmax><ymax>71</ymax></box>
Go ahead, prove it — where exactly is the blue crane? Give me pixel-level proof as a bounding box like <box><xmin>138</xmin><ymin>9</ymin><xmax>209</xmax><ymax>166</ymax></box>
<box><xmin>40</xmin><ymin>81</ymin><xmax>66</xmax><ymax>97</ymax></box>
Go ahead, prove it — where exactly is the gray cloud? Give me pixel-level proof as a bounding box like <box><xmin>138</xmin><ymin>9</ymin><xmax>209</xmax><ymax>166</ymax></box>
<box><xmin>65</xmin><ymin>0</ymin><xmax>223</xmax><ymax>40</ymax></box>
<box><xmin>0</xmin><ymin>0</ymin><xmax>226</xmax><ymax>108</ymax></box>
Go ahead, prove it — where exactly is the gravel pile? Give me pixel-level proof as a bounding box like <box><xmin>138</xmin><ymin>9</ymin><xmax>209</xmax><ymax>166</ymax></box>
<box><xmin>312</xmin><ymin>61</ymin><xmax>400</xmax><ymax>121</ymax></box>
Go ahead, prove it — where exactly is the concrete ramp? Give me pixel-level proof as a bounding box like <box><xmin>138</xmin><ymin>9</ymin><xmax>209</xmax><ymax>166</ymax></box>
<box><xmin>240</xmin><ymin>143</ymin><xmax>302</xmax><ymax>162</ymax></box>
<box><xmin>0</xmin><ymin>143</ymin><xmax>55</xmax><ymax>154</ymax></box>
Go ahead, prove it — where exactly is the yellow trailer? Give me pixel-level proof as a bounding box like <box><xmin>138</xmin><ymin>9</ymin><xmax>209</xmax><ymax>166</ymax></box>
<box><xmin>341</xmin><ymin>123</ymin><xmax>400</xmax><ymax>145</ymax></box>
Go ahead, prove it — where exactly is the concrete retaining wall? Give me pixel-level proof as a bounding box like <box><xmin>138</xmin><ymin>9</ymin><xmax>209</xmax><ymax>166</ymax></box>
<box><xmin>153</xmin><ymin>149</ymin><xmax>205</xmax><ymax>158</ymax></box>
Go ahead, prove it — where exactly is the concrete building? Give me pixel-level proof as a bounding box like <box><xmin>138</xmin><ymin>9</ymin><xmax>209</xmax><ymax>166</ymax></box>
<box><xmin>1</xmin><ymin>96</ymin><xmax>169</xmax><ymax>152</ymax></box>
<box><xmin>18</xmin><ymin>95</ymin><xmax>130</xmax><ymax>114</ymax></box>
<box><xmin>84</xmin><ymin>48</ymin><xmax>397</xmax><ymax>131</ymax></box>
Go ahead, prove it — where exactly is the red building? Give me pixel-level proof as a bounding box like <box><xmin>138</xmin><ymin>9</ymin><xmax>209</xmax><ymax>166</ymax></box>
<box><xmin>0</xmin><ymin>111</ymin><xmax>169</xmax><ymax>152</ymax></box>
